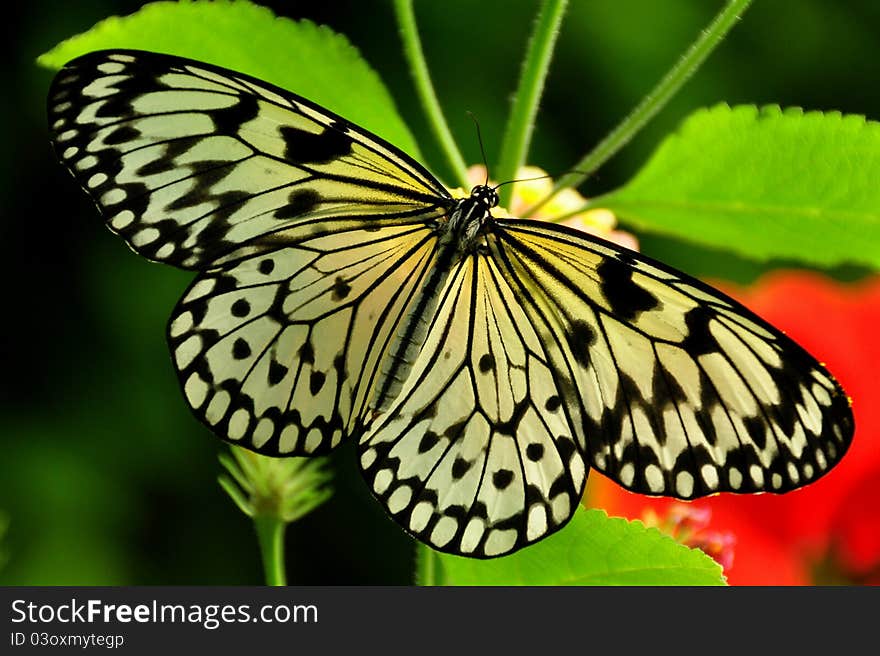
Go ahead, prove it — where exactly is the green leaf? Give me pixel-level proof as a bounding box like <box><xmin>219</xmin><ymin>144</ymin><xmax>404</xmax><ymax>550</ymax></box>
<box><xmin>432</xmin><ymin>508</ymin><xmax>726</xmax><ymax>585</ymax></box>
<box><xmin>38</xmin><ymin>0</ymin><xmax>422</xmax><ymax>159</ymax></box>
<box><xmin>596</xmin><ymin>104</ymin><xmax>880</xmax><ymax>269</ymax></box>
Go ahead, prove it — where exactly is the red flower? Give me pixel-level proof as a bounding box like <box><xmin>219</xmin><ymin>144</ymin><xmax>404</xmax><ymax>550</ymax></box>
<box><xmin>641</xmin><ymin>503</ymin><xmax>737</xmax><ymax>571</ymax></box>
<box><xmin>587</xmin><ymin>271</ymin><xmax>880</xmax><ymax>585</ymax></box>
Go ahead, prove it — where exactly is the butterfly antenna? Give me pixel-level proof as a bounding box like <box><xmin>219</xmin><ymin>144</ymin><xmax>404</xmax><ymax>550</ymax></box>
<box><xmin>493</xmin><ymin>168</ymin><xmax>589</xmax><ymax>190</ymax></box>
<box><xmin>494</xmin><ymin>173</ymin><xmax>553</xmax><ymax>190</ymax></box>
<box><xmin>466</xmin><ymin>111</ymin><xmax>490</xmax><ymax>185</ymax></box>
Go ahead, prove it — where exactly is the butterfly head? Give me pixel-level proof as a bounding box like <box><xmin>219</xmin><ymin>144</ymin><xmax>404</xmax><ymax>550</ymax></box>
<box><xmin>469</xmin><ymin>184</ymin><xmax>499</xmax><ymax>210</ymax></box>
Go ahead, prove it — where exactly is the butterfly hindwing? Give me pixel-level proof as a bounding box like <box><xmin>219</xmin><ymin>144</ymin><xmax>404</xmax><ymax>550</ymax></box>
<box><xmin>491</xmin><ymin>219</ymin><xmax>854</xmax><ymax>498</ymax></box>
<box><xmin>170</xmin><ymin>223</ymin><xmax>440</xmax><ymax>454</ymax></box>
<box><xmin>359</xmin><ymin>252</ymin><xmax>588</xmax><ymax>557</ymax></box>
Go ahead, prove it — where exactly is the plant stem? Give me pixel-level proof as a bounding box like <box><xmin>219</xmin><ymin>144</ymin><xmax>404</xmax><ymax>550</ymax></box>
<box><xmin>394</xmin><ymin>0</ymin><xmax>469</xmax><ymax>189</ymax></box>
<box><xmin>524</xmin><ymin>0</ymin><xmax>754</xmax><ymax>216</ymax></box>
<box><xmin>496</xmin><ymin>0</ymin><xmax>569</xmax><ymax>207</ymax></box>
<box><xmin>415</xmin><ymin>543</ymin><xmax>439</xmax><ymax>586</ymax></box>
<box><xmin>254</xmin><ymin>515</ymin><xmax>287</xmax><ymax>586</ymax></box>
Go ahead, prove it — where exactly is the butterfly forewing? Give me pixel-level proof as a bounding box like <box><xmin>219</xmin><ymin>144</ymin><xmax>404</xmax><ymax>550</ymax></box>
<box><xmin>48</xmin><ymin>50</ymin><xmax>450</xmax><ymax>270</ymax></box>
<box><xmin>359</xmin><ymin>252</ymin><xmax>588</xmax><ymax>557</ymax></box>
<box><xmin>492</xmin><ymin>219</ymin><xmax>854</xmax><ymax>498</ymax></box>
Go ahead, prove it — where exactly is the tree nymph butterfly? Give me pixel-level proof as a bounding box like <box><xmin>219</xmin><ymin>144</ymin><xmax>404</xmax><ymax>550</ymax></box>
<box><xmin>48</xmin><ymin>50</ymin><xmax>854</xmax><ymax>558</ymax></box>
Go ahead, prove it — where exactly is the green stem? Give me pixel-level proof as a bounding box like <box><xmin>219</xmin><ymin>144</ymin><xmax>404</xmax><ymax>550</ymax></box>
<box><xmin>496</xmin><ymin>0</ymin><xmax>569</xmax><ymax>207</ymax></box>
<box><xmin>416</xmin><ymin>543</ymin><xmax>440</xmax><ymax>586</ymax></box>
<box><xmin>394</xmin><ymin>0</ymin><xmax>469</xmax><ymax>189</ymax></box>
<box><xmin>524</xmin><ymin>0</ymin><xmax>754</xmax><ymax>216</ymax></box>
<box><xmin>254</xmin><ymin>515</ymin><xmax>287</xmax><ymax>586</ymax></box>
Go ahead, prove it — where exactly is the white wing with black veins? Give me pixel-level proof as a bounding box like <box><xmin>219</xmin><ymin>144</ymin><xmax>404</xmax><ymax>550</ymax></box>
<box><xmin>492</xmin><ymin>220</ymin><xmax>854</xmax><ymax>499</ymax></box>
<box><xmin>360</xmin><ymin>251</ymin><xmax>588</xmax><ymax>557</ymax></box>
<box><xmin>49</xmin><ymin>50</ymin><xmax>453</xmax><ymax>453</ymax></box>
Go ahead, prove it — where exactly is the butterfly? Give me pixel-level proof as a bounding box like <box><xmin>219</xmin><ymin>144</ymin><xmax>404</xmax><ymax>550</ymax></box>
<box><xmin>48</xmin><ymin>49</ymin><xmax>854</xmax><ymax>558</ymax></box>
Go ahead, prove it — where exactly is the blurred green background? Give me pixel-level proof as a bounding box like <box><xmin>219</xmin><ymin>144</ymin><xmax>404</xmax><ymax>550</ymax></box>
<box><xmin>3</xmin><ymin>0</ymin><xmax>879</xmax><ymax>584</ymax></box>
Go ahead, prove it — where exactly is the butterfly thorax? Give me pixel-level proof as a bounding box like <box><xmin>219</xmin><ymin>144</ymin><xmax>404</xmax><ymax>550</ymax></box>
<box><xmin>440</xmin><ymin>184</ymin><xmax>498</xmax><ymax>253</ymax></box>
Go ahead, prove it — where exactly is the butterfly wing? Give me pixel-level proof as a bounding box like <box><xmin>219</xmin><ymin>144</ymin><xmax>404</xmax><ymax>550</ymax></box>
<box><xmin>48</xmin><ymin>49</ymin><xmax>450</xmax><ymax>269</ymax></box>
<box><xmin>49</xmin><ymin>50</ymin><xmax>453</xmax><ymax>454</ymax></box>
<box><xmin>491</xmin><ymin>219</ymin><xmax>855</xmax><ymax>498</ymax></box>
<box><xmin>170</xmin><ymin>224</ymin><xmax>440</xmax><ymax>454</ymax></box>
<box><xmin>360</xmin><ymin>214</ymin><xmax>855</xmax><ymax>557</ymax></box>
<box><xmin>359</xmin><ymin>252</ymin><xmax>588</xmax><ymax>557</ymax></box>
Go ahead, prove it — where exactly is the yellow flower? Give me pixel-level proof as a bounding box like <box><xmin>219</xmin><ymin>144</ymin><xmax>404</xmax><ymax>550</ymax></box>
<box><xmin>457</xmin><ymin>165</ymin><xmax>639</xmax><ymax>251</ymax></box>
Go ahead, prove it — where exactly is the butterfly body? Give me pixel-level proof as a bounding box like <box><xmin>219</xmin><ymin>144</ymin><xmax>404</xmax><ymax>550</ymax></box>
<box><xmin>442</xmin><ymin>184</ymin><xmax>498</xmax><ymax>249</ymax></box>
<box><xmin>370</xmin><ymin>184</ymin><xmax>500</xmax><ymax>412</ymax></box>
<box><xmin>49</xmin><ymin>49</ymin><xmax>854</xmax><ymax>558</ymax></box>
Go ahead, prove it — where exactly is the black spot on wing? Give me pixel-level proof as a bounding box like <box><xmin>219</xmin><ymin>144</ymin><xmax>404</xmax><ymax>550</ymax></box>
<box><xmin>274</xmin><ymin>189</ymin><xmax>321</xmax><ymax>220</ymax></box>
<box><xmin>231</xmin><ymin>299</ymin><xmax>250</xmax><ymax>317</ymax></box>
<box><xmin>135</xmin><ymin>137</ymin><xmax>203</xmax><ymax>176</ymax></box>
<box><xmin>565</xmin><ymin>320</ymin><xmax>595</xmax><ymax>367</ymax></box>
<box><xmin>452</xmin><ymin>457</ymin><xmax>472</xmax><ymax>479</ymax></box>
<box><xmin>492</xmin><ymin>469</ymin><xmax>514</xmax><ymax>490</ymax></box>
<box><xmin>681</xmin><ymin>306</ymin><xmax>717</xmax><ymax>355</ymax></box>
<box><xmin>268</xmin><ymin>361</ymin><xmax>288</xmax><ymax>386</ymax></box>
<box><xmin>555</xmin><ymin>435</ymin><xmax>577</xmax><ymax>464</ymax></box>
<box><xmin>95</xmin><ymin>95</ymin><xmax>135</xmax><ymax>119</ymax></box>
<box><xmin>136</xmin><ymin>156</ymin><xmax>173</xmax><ymax>177</ymax></box>
<box><xmin>597</xmin><ymin>257</ymin><xmax>659</xmax><ymax>320</ymax></box>
<box><xmin>280</xmin><ymin>125</ymin><xmax>352</xmax><ymax>163</ymax></box>
<box><xmin>232</xmin><ymin>337</ymin><xmax>251</xmax><ymax>360</ymax></box>
<box><xmin>525</xmin><ymin>443</ymin><xmax>544</xmax><ymax>461</ymax></box>
<box><xmin>104</xmin><ymin>124</ymin><xmax>141</xmax><ymax>146</ymax></box>
<box><xmin>331</xmin><ymin>276</ymin><xmax>352</xmax><ymax>301</ymax></box>
<box><xmin>309</xmin><ymin>370</ymin><xmax>326</xmax><ymax>395</ymax></box>
<box><xmin>418</xmin><ymin>431</ymin><xmax>439</xmax><ymax>454</ymax></box>
<box><xmin>212</xmin><ymin>94</ymin><xmax>260</xmax><ymax>134</ymax></box>
<box><xmin>211</xmin><ymin>190</ymin><xmax>251</xmax><ymax>220</ymax></box>
<box><xmin>743</xmin><ymin>414</ymin><xmax>768</xmax><ymax>450</ymax></box>
<box><xmin>444</xmin><ymin>419</ymin><xmax>468</xmax><ymax>441</ymax></box>
<box><xmin>166</xmin><ymin>163</ymin><xmax>236</xmax><ymax>211</ymax></box>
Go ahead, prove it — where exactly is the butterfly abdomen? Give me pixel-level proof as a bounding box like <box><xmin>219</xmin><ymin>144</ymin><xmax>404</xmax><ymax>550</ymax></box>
<box><xmin>371</xmin><ymin>245</ymin><xmax>457</xmax><ymax>414</ymax></box>
<box><xmin>371</xmin><ymin>191</ymin><xmax>494</xmax><ymax>414</ymax></box>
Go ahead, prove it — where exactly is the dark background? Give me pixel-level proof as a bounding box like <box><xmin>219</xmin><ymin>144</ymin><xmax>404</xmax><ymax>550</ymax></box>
<box><xmin>3</xmin><ymin>0</ymin><xmax>878</xmax><ymax>584</ymax></box>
